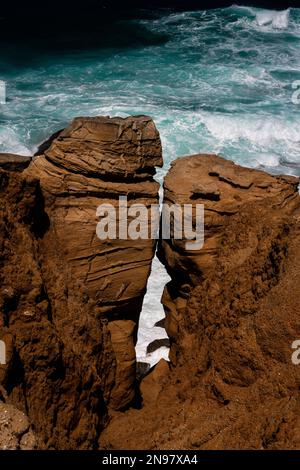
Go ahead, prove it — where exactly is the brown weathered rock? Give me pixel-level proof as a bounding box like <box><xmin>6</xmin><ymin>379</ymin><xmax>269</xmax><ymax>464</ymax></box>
<box><xmin>0</xmin><ymin>115</ymin><xmax>162</xmax><ymax>449</ymax></box>
<box><xmin>25</xmin><ymin>115</ymin><xmax>162</xmax><ymax>412</ymax></box>
<box><xmin>41</xmin><ymin>116</ymin><xmax>162</xmax><ymax>179</ymax></box>
<box><xmin>3</xmin><ymin>126</ymin><xmax>300</xmax><ymax>451</ymax></box>
<box><xmin>0</xmin><ymin>165</ymin><xmax>114</xmax><ymax>450</ymax></box>
<box><xmin>0</xmin><ymin>400</ymin><xmax>37</xmax><ymax>450</ymax></box>
<box><xmin>0</xmin><ymin>154</ymin><xmax>31</xmax><ymax>172</ymax></box>
<box><xmin>159</xmin><ymin>154</ymin><xmax>300</xmax><ymax>364</ymax></box>
<box><xmin>101</xmin><ymin>154</ymin><xmax>300</xmax><ymax>450</ymax></box>
<box><xmin>146</xmin><ymin>338</ymin><xmax>170</xmax><ymax>354</ymax></box>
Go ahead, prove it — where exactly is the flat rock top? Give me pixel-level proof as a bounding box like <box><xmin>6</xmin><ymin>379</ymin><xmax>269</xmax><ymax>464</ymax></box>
<box><xmin>0</xmin><ymin>154</ymin><xmax>31</xmax><ymax>172</ymax></box>
<box><xmin>164</xmin><ymin>154</ymin><xmax>299</xmax><ymax>208</ymax></box>
<box><xmin>58</xmin><ymin>115</ymin><xmax>160</xmax><ymax>142</ymax></box>
<box><xmin>41</xmin><ymin>115</ymin><xmax>163</xmax><ymax>178</ymax></box>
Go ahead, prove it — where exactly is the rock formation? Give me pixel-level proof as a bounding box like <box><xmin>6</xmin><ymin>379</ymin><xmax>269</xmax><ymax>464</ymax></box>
<box><xmin>0</xmin><ymin>116</ymin><xmax>162</xmax><ymax>449</ymax></box>
<box><xmin>0</xmin><ymin>399</ymin><xmax>36</xmax><ymax>450</ymax></box>
<box><xmin>101</xmin><ymin>154</ymin><xmax>300</xmax><ymax>450</ymax></box>
<box><xmin>2</xmin><ymin>123</ymin><xmax>300</xmax><ymax>450</ymax></box>
<box><xmin>0</xmin><ymin>154</ymin><xmax>31</xmax><ymax>172</ymax></box>
<box><xmin>159</xmin><ymin>154</ymin><xmax>300</xmax><ymax>365</ymax></box>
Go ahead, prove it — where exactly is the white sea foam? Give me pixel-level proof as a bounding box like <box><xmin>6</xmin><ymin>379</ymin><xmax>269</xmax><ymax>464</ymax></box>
<box><xmin>0</xmin><ymin>127</ymin><xmax>32</xmax><ymax>155</ymax></box>
<box><xmin>144</xmin><ymin>347</ymin><xmax>170</xmax><ymax>369</ymax></box>
<box><xmin>255</xmin><ymin>9</ymin><xmax>290</xmax><ymax>30</ymax></box>
<box><xmin>200</xmin><ymin>112</ymin><xmax>300</xmax><ymax>147</ymax></box>
<box><xmin>231</xmin><ymin>6</ymin><xmax>291</xmax><ymax>32</ymax></box>
<box><xmin>136</xmin><ymin>257</ymin><xmax>170</xmax><ymax>367</ymax></box>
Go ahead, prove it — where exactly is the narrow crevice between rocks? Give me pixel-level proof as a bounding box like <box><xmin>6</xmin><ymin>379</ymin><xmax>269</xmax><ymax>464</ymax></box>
<box><xmin>135</xmin><ymin>254</ymin><xmax>170</xmax><ymax>378</ymax></box>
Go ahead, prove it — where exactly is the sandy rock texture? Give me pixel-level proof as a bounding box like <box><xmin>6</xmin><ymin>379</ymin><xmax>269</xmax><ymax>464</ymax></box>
<box><xmin>0</xmin><ymin>116</ymin><xmax>162</xmax><ymax>449</ymax></box>
<box><xmin>0</xmin><ymin>399</ymin><xmax>36</xmax><ymax>450</ymax></box>
<box><xmin>101</xmin><ymin>154</ymin><xmax>300</xmax><ymax>450</ymax></box>
<box><xmin>2</xmin><ymin>126</ymin><xmax>300</xmax><ymax>451</ymax></box>
<box><xmin>0</xmin><ymin>154</ymin><xmax>31</xmax><ymax>172</ymax></box>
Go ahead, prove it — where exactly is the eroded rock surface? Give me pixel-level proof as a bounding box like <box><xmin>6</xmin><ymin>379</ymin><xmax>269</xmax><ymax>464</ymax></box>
<box><xmin>101</xmin><ymin>154</ymin><xmax>300</xmax><ymax>450</ymax></box>
<box><xmin>0</xmin><ymin>154</ymin><xmax>31</xmax><ymax>172</ymax></box>
<box><xmin>3</xmin><ymin>133</ymin><xmax>300</xmax><ymax>451</ymax></box>
<box><xmin>159</xmin><ymin>154</ymin><xmax>300</xmax><ymax>364</ymax></box>
<box><xmin>0</xmin><ymin>400</ymin><xmax>37</xmax><ymax>450</ymax></box>
<box><xmin>0</xmin><ymin>116</ymin><xmax>162</xmax><ymax>449</ymax></box>
<box><xmin>25</xmin><ymin>115</ymin><xmax>162</xmax><ymax>412</ymax></box>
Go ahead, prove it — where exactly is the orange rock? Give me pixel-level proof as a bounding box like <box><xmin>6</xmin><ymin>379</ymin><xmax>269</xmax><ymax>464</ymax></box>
<box><xmin>0</xmin><ymin>115</ymin><xmax>162</xmax><ymax>449</ymax></box>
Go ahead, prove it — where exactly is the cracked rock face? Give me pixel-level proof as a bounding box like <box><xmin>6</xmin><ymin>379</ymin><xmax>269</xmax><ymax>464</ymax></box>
<box><xmin>26</xmin><ymin>116</ymin><xmax>162</xmax><ymax>313</ymax></box>
<box><xmin>3</xmin><ymin>128</ymin><xmax>300</xmax><ymax>451</ymax></box>
<box><xmin>158</xmin><ymin>154</ymin><xmax>300</xmax><ymax>364</ymax></box>
<box><xmin>101</xmin><ymin>154</ymin><xmax>300</xmax><ymax>450</ymax></box>
<box><xmin>0</xmin><ymin>115</ymin><xmax>162</xmax><ymax>449</ymax></box>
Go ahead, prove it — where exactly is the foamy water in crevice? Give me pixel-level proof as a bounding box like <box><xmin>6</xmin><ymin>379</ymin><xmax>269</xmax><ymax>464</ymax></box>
<box><xmin>0</xmin><ymin>5</ymin><xmax>300</xmax><ymax>365</ymax></box>
<box><xmin>135</xmin><ymin>256</ymin><xmax>170</xmax><ymax>367</ymax></box>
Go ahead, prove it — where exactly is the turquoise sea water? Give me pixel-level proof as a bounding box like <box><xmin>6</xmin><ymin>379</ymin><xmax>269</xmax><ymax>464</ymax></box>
<box><xmin>0</xmin><ymin>5</ymin><xmax>300</xmax><ymax>179</ymax></box>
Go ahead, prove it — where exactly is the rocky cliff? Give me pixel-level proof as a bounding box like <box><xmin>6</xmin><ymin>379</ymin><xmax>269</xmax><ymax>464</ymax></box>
<box><xmin>0</xmin><ymin>398</ymin><xmax>36</xmax><ymax>450</ymax></box>
<box><xmin>101</xmin><ymin>154</ymin><xmax>300</xmax><ymax>450</ymax></box>
<box><xmin>2</xmin><ymin>122</ymin><xmax>300</xmax><ymax>450</ymax></box>
<box><xmin>0</xmin><ymin>116</ymin><xmax>162</xmax><ymax>449</ymax></box>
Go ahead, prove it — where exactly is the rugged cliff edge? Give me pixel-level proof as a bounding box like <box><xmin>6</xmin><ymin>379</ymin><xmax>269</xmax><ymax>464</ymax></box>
<box><xmin>0</xmin><ymin>116</ymin><xmax>162</xmax><ymax>449</ymax></box>
<box><xmin>101</xmin><ymin>154</ymin><xmax>300</xmax><ymax>450</ymax></box>
<box><xmin>2</xmin><ymin>125</ymin><xmax>300</xmax><ymax>450</ymax></box>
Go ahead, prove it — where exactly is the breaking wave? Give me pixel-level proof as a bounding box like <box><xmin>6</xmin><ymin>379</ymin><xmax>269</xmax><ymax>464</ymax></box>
<box><xmin>255</xmin><ymin>9</ymin><xmax>290</xmax><ymax>29</ymax></box>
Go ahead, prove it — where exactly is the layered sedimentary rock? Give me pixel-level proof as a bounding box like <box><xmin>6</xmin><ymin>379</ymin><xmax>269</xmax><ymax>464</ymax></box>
<box><xmin>101</xmin><ymin>154</ymin><xmax>300</xmax><ymax>450</ymax></box>
<box><xmin>0</xmin><ymin>116</ymin><xmax>162</xmax><ymax>449</ymax></box>
<box><xmin>3</xmin><ymin>126</ymin><xmax>300</xmax><ymax>450</ymax></box>
<box><xmin>0</xmin><ymin>154</ymin><xmax>31</xmax><ymax>172</ymax></box>
<box><xmin>159</xmin><ymin>154</ymin><xmax>300</xmax><ymax>364</ymax></box>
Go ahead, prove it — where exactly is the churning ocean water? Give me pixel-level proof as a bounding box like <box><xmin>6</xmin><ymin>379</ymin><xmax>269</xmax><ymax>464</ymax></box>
<box><xmin>1</xmin><ymin>5</ymin><xmax>300</xmax><ymax>365</ymax></box>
